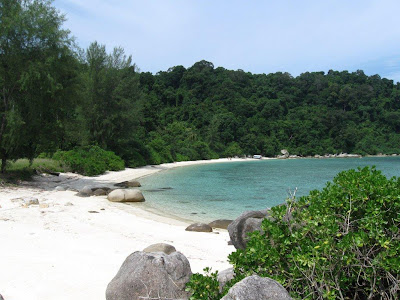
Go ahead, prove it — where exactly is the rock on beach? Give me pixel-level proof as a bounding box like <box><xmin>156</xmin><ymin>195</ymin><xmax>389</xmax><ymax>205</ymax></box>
<box><xmin>107</xmin><ymin>189</ymin><xmax>145</xmax><ymax>202</ymax></box>
<box><xmin>221</xmin><ymin>275</ymin><xmax>292</xmax><ymax>300</ymax></box>
<box><xmin>185</xmin><ymin>223</ymin><xmax>213</xmax><ymax>232</ymax></box>
<box><xmin>143</xmin><ymin>243</ymin><xmax>176</xmax><ymax>255</ymax></box>
<box><xmin>106</xmin><ymin>251</ymin><xmax>191</xmax><ymax>300</ymax></box>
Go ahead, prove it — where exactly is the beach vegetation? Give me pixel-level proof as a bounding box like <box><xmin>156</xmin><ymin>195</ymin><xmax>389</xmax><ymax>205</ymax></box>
<box><xmin>187</xmin><ymin>167</ymin><xmax>400</xmax><ymax>299</ymax></box>
<box><xmin>53</xmin><ymin>146</ymin><xmax>124</xmax><ymax>176</ymax></box>
<box><xmin>2</xmin><ymin>1</ymin><xmax>400</xmax><ymax>175</ymax></box>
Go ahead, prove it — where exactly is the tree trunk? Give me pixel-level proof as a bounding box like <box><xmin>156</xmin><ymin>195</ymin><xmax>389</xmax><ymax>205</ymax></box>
<box><xmin>1</xmin><ymin>153</ymin><xmax>7</xmax><ymax>173</ymax></box>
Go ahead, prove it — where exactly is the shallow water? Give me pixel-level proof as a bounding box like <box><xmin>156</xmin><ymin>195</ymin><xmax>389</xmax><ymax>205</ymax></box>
<box><xmin>138</xmin><ymin>157</ymin><xmax>400</xmax><ymax>223</ymax></box>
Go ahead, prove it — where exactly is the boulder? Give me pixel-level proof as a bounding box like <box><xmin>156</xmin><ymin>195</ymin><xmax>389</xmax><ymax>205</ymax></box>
<box><xmin>93</xmin><ymin>189</ymin><xmax>107</xmax><ymax>196</ymax></box>
<box><xmin>208</xmin><ymin>219</ymin><xmax>233</xmax><ymax>229</ymax></box>
<box><xmin>221</xmin><ymin>275</ymin><xmax>291</xmax><ymax>300</ymax></box>
<box><xmin>79</xmin><ymin>186</ymin><xmax>93</xmax><ymax>196</ymax></box>
<box><xmin>106</xmin><ymin>251</ymin><xmax>191</xmax><ymax>300</ymax></box>
<box><xmin>228</xmin><ymin>210</ymin><xmax>270</xmax><ymax>249</ymax></box>
<box><xmin>143</xmin><ymin>243</ymin><xmax>176</xmax><ymax>255</ymax></box>
<box><xmin>114</xmin><ymin>180</ymin><xmax>141</xmax><ymax>188</ymax></box>
<box><xmin>280</xmin><ymin>149</ymin><xmax>289</xmax><ymax>157</ymax></box>
<box><xmin>217</xmin><ymin>267</ymin><xmax>235</xmax><ymax>292</ymax></box>
<box><xmin>107</xmin><ymin>189</ymin><xmax>125</xmax><ymax>202</ymax></box>
<box><xmin>107</xmin><ymin>189</ymin><xmax>145</xmax><ymax>202</ymax></box>
<box><xmin>185</xmin><ymin>223</ymin><xmax>213</xmax><ymax>232</ymax></box>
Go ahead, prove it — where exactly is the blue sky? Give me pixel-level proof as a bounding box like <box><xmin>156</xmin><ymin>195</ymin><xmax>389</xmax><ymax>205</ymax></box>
<box><xmin>54</xmin><ymin>0</ymin><xmax>400</xmax><ymax>82</ymax></box>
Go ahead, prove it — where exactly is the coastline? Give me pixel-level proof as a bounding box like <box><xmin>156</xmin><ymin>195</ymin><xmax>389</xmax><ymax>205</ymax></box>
<box><xmin>0</xmin><ymin>158</ymin><xmax>251</xmax><ymax>300</ymax></box>
<box><xmin>1</xmin><ymin>155</ymin><xmax>398</xmax><ymax>300</ymax></box>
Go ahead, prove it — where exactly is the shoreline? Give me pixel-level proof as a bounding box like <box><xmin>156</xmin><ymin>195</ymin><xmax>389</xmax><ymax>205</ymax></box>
<box><xmin>1</xmin><ymin>155</ymin><xmax>398</xmax><ymax>299</ymax></box>
<box><xmin>0</xmin><ymin>158</ymin><xmax>250</xmax><ymax>300</ymax></box>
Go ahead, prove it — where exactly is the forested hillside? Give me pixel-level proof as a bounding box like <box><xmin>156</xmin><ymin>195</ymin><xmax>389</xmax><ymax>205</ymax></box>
<box><xmin>1</xmin><ymin>0</ymin><xmax>400</xmax><ymax>171</ymax></box>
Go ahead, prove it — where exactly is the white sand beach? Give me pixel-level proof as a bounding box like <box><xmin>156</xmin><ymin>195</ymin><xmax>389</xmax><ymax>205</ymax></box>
<box><xmin>0</xmin><ymin>158</ymin><xmax>253</xmax><ymax>300</ymax></box>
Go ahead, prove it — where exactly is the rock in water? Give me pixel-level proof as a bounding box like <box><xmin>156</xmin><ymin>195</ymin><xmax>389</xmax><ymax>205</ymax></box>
<box><xmin>114</xmin><ymin>180</ymin><xmax>141</xmax><ymax>188</ymax></box>
<box><xmin>185</xmin><ymin>223</ymin><xmax>213</xmax><ymax>232</ymax></box>
<box><xmin>143</xmin><ymin>243</ymin><xmax>176</xmax><ymax>255</ymax></box>
<box><xmin>221</xmin><ymin>275</ymin><xmax>292</xmax><ymax>300</ymax></box>
<box><xmin>208</xmin><ymin>219</ymin><xmax>233</xmax><ymax>229</ymax></box>
<box><xmin>106</xmin><ymin>251</ymin><xmax>191</xmax><ymax>300</ymax></box>
<box><xmin>107</xmin><ymin>189</ymin><xmax>145</xmax><ymax>202</ymax></box>
<box><xmin>228</xmin><ymin>210</ymin><xmax>270</xmax><ymax>249</ymax></box>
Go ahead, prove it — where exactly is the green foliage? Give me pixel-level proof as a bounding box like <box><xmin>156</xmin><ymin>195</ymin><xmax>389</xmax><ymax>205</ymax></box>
<box><xmin>0</xmin><ymin>0</ymin><xmax>78</xmax><ymax>170</ymax></box>
<box><xmin>0</xmin><ymin>158</ymin><xmax>66</xmax><ymax>184</ymax></box>
<box><xmin>227</xmin><ymin>167</ymin><xmax>400</xmax><ymax>299</ymax></box>
<box><xmin>223</xmin><ymin>142</ymin><xmax>243</xmax><ymax>157</ymax></box>
<box><xmin>53</xmin><ymin>146</ymin><xmax>124</xmax><ymax>176</ymax></box>
<box><xmin>186</xmin><ymin>268</ymin><xmax>222</xmax><ymax>300</ymax></box>
<box><xmin>2</xmin><ymin>0</ymin><xmax>400</xmax><ymax>171</ymax></box>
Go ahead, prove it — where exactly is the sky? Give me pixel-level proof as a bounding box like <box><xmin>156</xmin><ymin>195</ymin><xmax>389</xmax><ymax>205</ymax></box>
<box><xmin>53</xmin><ymin>0</ymin><xmax>400</xmax><ymax>82</ymax></box>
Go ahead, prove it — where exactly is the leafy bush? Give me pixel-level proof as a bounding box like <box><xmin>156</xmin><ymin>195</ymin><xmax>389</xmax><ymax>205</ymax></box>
<box><xmin>53</xmin><ymin>146</ymin><xmax>124</xmax><ymax>176</ymax></box>
<box><xmin>186</xmin><ymin>268</ymin><xmax>221</xmax><ymax>300</ymax></box>
<box><xmin>187</xmin><ymin>167</ymin><xmax>400</xmax><ymax>299</ymax></box>
<box><xmin>125</xmin><ymin>150</ymin><xmax>147</xmax><ymax>168</ymax></box>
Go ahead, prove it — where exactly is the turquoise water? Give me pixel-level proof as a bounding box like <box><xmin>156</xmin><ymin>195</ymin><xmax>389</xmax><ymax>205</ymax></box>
<box><xmin>138</xmin><ymin>157</ymin><xmax>400</xmax><ymax>223</ymax></box>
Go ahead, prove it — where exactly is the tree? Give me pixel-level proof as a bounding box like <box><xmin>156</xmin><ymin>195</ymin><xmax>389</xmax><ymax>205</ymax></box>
<box><xmin>80</xmin><ymin>42</ymin><xmax>143</xmax><ymax>164</ymax></box>
<box><xmin>0</xmin><ymin>0</ymin><xmax>77</xmax><ymax>171</ymax></box>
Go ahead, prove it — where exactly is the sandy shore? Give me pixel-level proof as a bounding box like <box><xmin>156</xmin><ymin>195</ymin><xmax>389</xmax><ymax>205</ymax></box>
<box><xmin>0</xmin><ymin>158</ymin><xmax>252</xmax><ymax>300</ymax></box>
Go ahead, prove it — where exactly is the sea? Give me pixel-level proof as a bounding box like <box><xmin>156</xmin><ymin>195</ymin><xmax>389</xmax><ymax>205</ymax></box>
<box><xmin>138</xmin><ymin>157</ymin><xmax>400</xmax><ymax>223</ymax></box>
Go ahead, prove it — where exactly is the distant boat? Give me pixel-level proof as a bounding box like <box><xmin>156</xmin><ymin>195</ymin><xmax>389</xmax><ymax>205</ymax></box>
<box><xmin>253</xmin><ymin>155</ymin><xmax>262</xmax><ymax>159</ymax></box>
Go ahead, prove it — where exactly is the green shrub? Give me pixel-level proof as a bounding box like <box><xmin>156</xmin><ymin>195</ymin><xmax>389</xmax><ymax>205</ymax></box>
<box><xmin>53</xmin><ymin>146</ymin><xmax>124</xmax><ymax>176</ymax></box>
<box><xmin>188</xmin><ymin>167</ymin><xmax>400</xmax><ymax>299</ymax></box>
<box><xmin>125</xmin><ymin>150</ymin><xmax>147</xmax><ymax>168</ymax></box>
<box><xmin>186</xmin><ymin>268</ymin><xmax>221</xmax><ymax>300</ymax></box>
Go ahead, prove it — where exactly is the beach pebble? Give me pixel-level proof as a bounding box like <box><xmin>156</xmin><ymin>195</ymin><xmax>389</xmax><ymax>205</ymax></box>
<box><xmin>107</xmin><ymin>189</ymin><xmax>145</xmax><ymax>202</ymax></box>
<box><xmin>24</xmin><ymin>197</ymin><xmax>39</xmax><ymax>206</ymax></box>
<box><xmin>106</xmin><ymin>251</ymin><xmax>191</xmax><ymax>300</ymax></box>
<box><xmin>64</xmin><ymin>202</ymin><xmax>74</xmax><ymax>206</ymax></box>
<box><xmin>143</xmin><ymin>243</ymin><xmax>176</xmax><ymax>255</ymax></box>
<box><xmin>221</xmin><ymin>275</ymin><xmax>291</xmax><ymax>300</ymax></box>
<box><xmin>185</xmin><ymin>223</ymin><xmax>213</xmax><ymax>232</ymax></box>
<box><xmin>55</xmin><ymin>186</ymin><xmax>66</xmax><ymax>191</ymax></box>
<box><xmin>208</xmin><ymin>219</ymin><xmax>233</xmax><ymax>229</ymax></box>
<box><xmin>39</xmin><ymin>203</ymin><xmax>49</xmax><ymax>208</ymax></box>
<box><xmin>10</xmin><ymin>198</ymin><xmax>23</xmax><ymax>203</ymax></box>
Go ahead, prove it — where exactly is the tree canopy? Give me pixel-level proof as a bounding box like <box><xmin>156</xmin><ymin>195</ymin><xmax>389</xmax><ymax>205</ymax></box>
<box><xmin>1</xmin><ymin>0</ymin><xmax>400</xmax><ymax>172</ymax></box>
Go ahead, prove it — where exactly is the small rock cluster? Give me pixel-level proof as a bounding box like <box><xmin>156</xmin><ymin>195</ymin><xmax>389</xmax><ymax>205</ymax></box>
<box><xmin>106</xmin><ymin>208</ymin><xmax>291</xmax><ymax>299</ymax></box>
<box><xmin>53</xmin><ymin>179</ymin><xmax>146</xmax><ymax>203</ymax></box>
